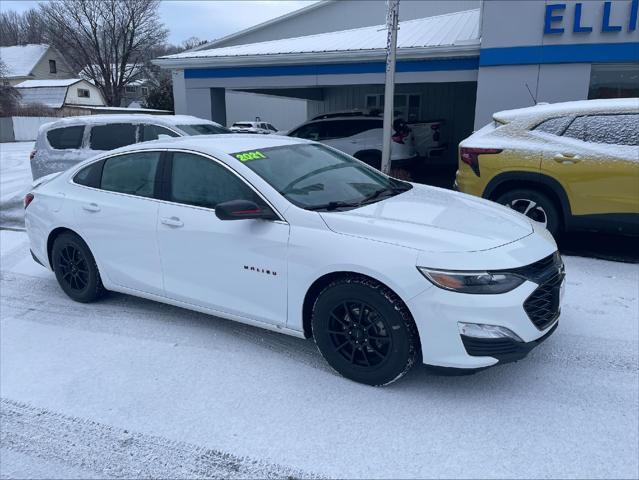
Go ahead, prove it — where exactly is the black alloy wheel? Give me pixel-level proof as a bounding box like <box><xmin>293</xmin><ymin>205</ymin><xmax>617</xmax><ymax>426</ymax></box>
<box><xmin>52</xmin><ymin>232</ymin><xmax>105</xmax><ymax>303</ymax></box>
<box><xmin>312</xmin><ymin>276</ymin><xmax>419</xmax><ymax>386</ymax></box>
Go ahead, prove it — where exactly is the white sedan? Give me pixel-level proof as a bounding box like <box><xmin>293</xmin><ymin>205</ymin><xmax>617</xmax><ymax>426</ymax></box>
<box><xmin>24</xmin><ymin>135</ymin><xmax>563</xmax><ymax>385</ymax></box>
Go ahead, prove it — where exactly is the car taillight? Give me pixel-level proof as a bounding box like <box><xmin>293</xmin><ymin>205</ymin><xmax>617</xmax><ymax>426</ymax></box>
<box><xmin>392</xmin><ymin>131</ymin><xmax>409</xmax><ymax>144</ymax></box>
<box><xmin>30</xmin><ymin>150</ymin><xmax>37</xmax><ymax>160</ymax></box>
<box><xmin>459</xmin><ymin>147</ymin><xmax>502</xmax><ymax>177</ymax></box>
<box><xmin>24</xmin><ymin>193</ymin><xmax>34</xmax><ymax>209</ymax></box>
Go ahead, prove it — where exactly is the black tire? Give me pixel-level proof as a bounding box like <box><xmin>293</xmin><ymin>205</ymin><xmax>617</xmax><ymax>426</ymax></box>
<box><xmin>495</xmin><ymin>188</ymin><xmax>562</xmax><ymax>237</ymax></box>
<box><xmin>52</xmin><ymin>232</ymin><xmax>105</xmax><ymax>303</ymax></box>
<box><xmin>311</xmin><ymin>276</ymin><xmax>420</xmax><ymax>386</ymax></box>
<box><xmin>355</xmin><ymin>151</ymin><xmax>382</xmax><ymax>170</ymax></box>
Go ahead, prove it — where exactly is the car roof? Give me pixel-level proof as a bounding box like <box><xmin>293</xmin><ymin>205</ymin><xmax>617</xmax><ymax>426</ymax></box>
<box><xmin>105</xmin><ymin>133</ymin><xmax>312</xmax><ymax>158</ymax></box>
<box><xmin>304</xmin><ymin>116</ymin><xmax>382</xmax><ymax>124</ymax></box>
<box><xmin>39</xmin><ymin>114</ymin><xmax>222</xmax><ymax>131</ymax></box>
<box><xmin>493</xmin><ymin>98</ymin><xmax>639</xmax><ymax>125</ymax></box>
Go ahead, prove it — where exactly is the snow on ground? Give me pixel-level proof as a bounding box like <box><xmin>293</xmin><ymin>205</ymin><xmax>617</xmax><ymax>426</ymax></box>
<box><xmin>1</xmin><ymin>228</ymin><xmax>638</xmax><ymax>479</ymax></box>
<box><xmin>0</xmin><ymin>142</ymin><xmax>33</xmax><ymax>229</ymax></box>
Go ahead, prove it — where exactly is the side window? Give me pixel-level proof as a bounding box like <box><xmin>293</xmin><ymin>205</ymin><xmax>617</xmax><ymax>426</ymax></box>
<box><xmin>73</xmin><ymin>160</ymin><xmax>104</xmax><ymax>188</ymax></box>
<box><xmin>289</xmin><ymin>123</ymin><xmax>324</xmax><ymax>141</ymax></box>
<box><xmin>100</xmin><ymin>152</ymin><xmax>160</xmax><ymax>198</ymax></box>
<box><xmin>90</xmin><ymin>124</ymin><xmax>138</xmax><ymax>150</ymax></box>
<box><xmin>267</xmin><ymin>124</ymin><xmax>277</xmax><ymax>131</ymax></box>
<box><xmin>47</xmin><ymin>126</ymin><xmax>85</xmax><ymax>150</ymax></box>
<box><xmin>563</xmin><ymin>116</ymin><xmax>588</xmax><ymax>142</ymax></box>
<box><xmin>568</xmin><ymin>114</ymin><xmax>638</xmax><ymax>146</ymax></box>
<box><xmin>170</xmin><ymin>152</ymin><xmax>261</xmax><ymax>209</ymax></box>
<box><xmin>533</xmin><ymin>116</ymin><xmax>572</xmax><ymax>135</ymax></box>
<box><xmin>141</xmin><ymin>124</ymin><xmax>180</xmax><ymax>142</ymax></box>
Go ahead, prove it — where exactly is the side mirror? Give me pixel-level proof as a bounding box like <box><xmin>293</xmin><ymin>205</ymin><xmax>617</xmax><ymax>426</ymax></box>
<box><xmin>215</xmin><ymin>199</ymin><xmax>276</xmax><ymax>221</ymax></box>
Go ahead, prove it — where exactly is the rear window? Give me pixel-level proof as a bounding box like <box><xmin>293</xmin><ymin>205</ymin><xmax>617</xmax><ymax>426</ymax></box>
<box><xmin>90</xmin><ymin>124</ymin><xmax>137</xmax><ymax>150</ymax></box>
<box><xmin>177</xmin><ymin>124</ymin><xmax>230</xmax><ymax>135</ymax></box>
<box><xmin>47</xmin><ymin>126</ymin><xmax>84</xmax><ymax>150</ymax></box>
<box><xmin>100</xmin><ymin>152</ymin><xmax>160</xmax><ymax>198</ymax></box>
<box><xmin>233</xmin><ymin>123</ymin><xmax>253</xmax><ymax>128</ymax></box>
<box><xmin>533</xmin><ymin>116</ymin><xmax>572</xmax><ymax>135</ymax></box>
<box><xmin>73</xmin><ymin>160</ymin><xmax>104</xmax><ymax>188</ymax></box>
<box><xmin>563</xmin><ymin>114</ymin><xmax>639</xmax><ymax>146</ymax></box>
<box><xmin>141</xmin><ymin>124</ymin><xmax>180</xmax><ymax>141</ymax></box>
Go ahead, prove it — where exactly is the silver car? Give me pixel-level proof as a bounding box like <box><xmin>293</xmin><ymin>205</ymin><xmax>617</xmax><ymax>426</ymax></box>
<box><xmin>30</xmin><ymin>114</ymin><xmax>230</xmax><ymax>180</ymax></box>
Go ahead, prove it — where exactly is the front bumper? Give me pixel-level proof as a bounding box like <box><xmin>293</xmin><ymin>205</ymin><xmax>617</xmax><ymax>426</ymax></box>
<box><xmin>407</xmin><ymin>254</ymin><xmax>564</xmax><ymax>370</ymax></box>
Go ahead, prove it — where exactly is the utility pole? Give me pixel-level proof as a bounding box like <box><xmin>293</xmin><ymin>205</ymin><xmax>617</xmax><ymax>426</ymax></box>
<box><xmin>381</xmin><ymin>0</ymin><xmax>400</xmax><ymax>175</ymax></box>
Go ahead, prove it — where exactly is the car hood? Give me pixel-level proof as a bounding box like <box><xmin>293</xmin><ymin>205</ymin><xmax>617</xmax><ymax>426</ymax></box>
<box><xmin>319</xmin><ymin>184</ymin><xmax>534</xmax><ymax>253</ymax></box>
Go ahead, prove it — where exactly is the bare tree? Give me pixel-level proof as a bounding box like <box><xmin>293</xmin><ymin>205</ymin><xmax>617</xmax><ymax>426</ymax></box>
<box><xmin>0</xmin><ymin>8</ymin><xmax>48</xmax><ymax>46</ymax></box>
<box><xmin>39</xmin><ymin>0</ymin><xmax>168</xmax><ymax>106</ymax></box>
<box><xmin>0</xmin><ymin>60</ymin><xmax>21</xmax><ymax>116</ymax></box>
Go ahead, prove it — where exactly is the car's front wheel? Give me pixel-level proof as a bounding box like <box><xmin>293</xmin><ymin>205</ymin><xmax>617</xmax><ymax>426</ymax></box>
<box><xmin>52</xmin><ymin>232</ymin><xmax>105</xmax><ymax>303</ymax></box>
<box><xmin>496</xmin><ymin>189</ymin><xmax>561</xmax><ymax>237</ymax></box>
<box><xmin>311</xmin><ymin>276</ymin><xmax>420</xmax><ymax>386</ymax></box>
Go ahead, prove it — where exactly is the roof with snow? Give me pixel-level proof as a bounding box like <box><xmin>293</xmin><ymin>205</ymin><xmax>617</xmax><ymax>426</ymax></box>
<box><xmin>156</xmin><ymin>9</ymin><xmax>480</xmax><ymax>67</ymax></box>
<box><xmin>15</xmin><ymin>79</ymin><xmax>82</xmax><ymax>88</ymax></box>
<box><xmin>0</xmin><ymin>44</ymin><xmax>49</xmax><ymax>78</ymax></box>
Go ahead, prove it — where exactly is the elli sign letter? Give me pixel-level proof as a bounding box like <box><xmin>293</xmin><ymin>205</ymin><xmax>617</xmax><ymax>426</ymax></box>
<box><xmin>544</xmin><ymin>1</ymin><xmax>639</xmax><ymax>34</ymax></box>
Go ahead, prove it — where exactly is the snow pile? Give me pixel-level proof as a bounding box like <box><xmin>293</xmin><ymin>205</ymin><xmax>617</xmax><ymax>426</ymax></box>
<box><xmin>0</xmin><ymin>142</ymin><xmax>33</xmax><ymax>229</ymax></box>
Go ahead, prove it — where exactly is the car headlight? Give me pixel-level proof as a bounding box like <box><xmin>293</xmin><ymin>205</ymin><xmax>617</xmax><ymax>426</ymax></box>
<box><xmin>417</xmin><ymin>267</ymin><xmax>525</xmax><ymax>294</ymax></box>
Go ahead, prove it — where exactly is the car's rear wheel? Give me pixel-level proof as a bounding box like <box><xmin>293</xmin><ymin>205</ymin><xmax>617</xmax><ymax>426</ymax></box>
<box><xmin>496</xmin><ymin>189</ymin><xmax>561</xmax><ymax>237</ymax></box>
<box><xmin>311</xmin><ymin>276</ymin><xmax>419</xmax><ymax>386</ymax></box>
<box><xmin>52</xmin><ymin>232</ymin><xmax>105</xmax><ymax>303</ymax></box>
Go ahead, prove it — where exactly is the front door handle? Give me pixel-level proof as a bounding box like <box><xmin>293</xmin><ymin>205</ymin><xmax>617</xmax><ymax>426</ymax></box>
<box><xmin>82</xmin><ymin>202</ymin><xmax>100</xmax><ymax>212</ymax></box>
<box><xmin>160</xmin><ymin>216</ymin><xmax>184</xmax><ymax>228</ymax></box>
<box><xmin>554</xmin><ymin>153</ymin><xmax>581</xmax><ymax>163</ymax></box>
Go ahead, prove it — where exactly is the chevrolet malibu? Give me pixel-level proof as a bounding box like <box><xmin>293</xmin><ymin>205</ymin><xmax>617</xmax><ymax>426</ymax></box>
<box><xmin>25</xmin><ymin>135</ymin><xmax>564</xmax><ymax>386</ymax></box>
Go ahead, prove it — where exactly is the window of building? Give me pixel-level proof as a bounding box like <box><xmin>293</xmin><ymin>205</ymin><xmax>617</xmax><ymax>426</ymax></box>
<box><xmin>588</xmin><ymin>63</ymin><xmax>639</xmax><ymax>99</ymax></box>
<box><xmin>47</xmin><ymin>126</ymin><xmax>84</xmax><ymax>149</ymax></box>
<box><xmin>365</xmin><ymin>93</ymin><xmax>421</xmax><ymax>121</ymax></box>
<box><xmin>101</xmin><ymin>152</ymin><xmax>160</xmax><ymax>198</ymax></box>
<box><xmin>170</xmin><ymin>152</ymin><xmax>260</xmax><ymax>209</ymax></box>
<box><xmin>125</xmin><ymin>86</ymin><xmax>138</xmax><ymax>93</ymax></box>
<box><xmin>77</xmin><ymin>88</ymin><xmax>90</xmax><ymax>98</ymax></box>
<box><xmin>89</xmin><ymin>123</ymin><xmax>137</xmax><ymax>150</ymax></box>
<box><xmin>141</xmin><ymin>87</ymin><xmax>149</xmax><ymax>96</ymax></box>
<box><xmin>49</xmin><ymin>60</ymin><xmax>57</xmax><ymax>73</ymax></box>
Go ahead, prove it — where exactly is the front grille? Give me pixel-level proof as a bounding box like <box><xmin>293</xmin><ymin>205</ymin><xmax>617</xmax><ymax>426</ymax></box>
<box><xmin>507</xmin><ymin>252</ymin><xmax>562</xmax><ymax>283</ymax></box>
<box><xmin>524</xmin><ymin>271</ymin><xmax>563</xmax><ymax>330</ymax></box>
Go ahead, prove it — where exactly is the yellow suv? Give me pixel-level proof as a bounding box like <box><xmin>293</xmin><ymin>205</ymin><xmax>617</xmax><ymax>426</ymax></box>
<box><xmin>456</xmin><ymin>99</ymin><xmax>639</xmax><ymax>236</ymax></box>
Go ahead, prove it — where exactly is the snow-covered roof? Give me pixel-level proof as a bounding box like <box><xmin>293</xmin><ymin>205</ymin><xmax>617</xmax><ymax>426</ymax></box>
<box><xmin>0</xmin><ymin>44</ymin><xmax>49</xmax><ymax>78</ymax></box>
<box><xmin>494</xmin><ymin>98</ymin><xmax>639</xmax><ymax>124</ymax></box>
<box><xmin>157</xmin><ymin>9</ymin><xmax>480</xmax><ymax>67</ymax></box>
<box><xmin>16</xmin><ymin>86</ymin><xmax>67</xmax><ymax>108</ymax></box>
<box><xmin>15</xmin><ymin>79</ymin><xmax>82</xmax><ymax>88</ymax></box>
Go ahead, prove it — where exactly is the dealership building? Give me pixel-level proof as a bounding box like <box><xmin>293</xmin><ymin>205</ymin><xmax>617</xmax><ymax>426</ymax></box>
<box><xmin>155</xmin><ymin>0</ymin><xmax>639</xmax><ymax>162</ymax></box>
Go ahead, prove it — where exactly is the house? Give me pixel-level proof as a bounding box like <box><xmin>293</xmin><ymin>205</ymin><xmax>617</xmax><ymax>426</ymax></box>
<box><xmin>15</xmin><ymin>78</ymin><xmax>106</xmax><ymax>114</ymax></box>
<box><xmin>79</xmin><ymin>64</ymin><xmax>155</xmax><ymax>107</ymax></box>
<box><xmin>0</xmin><ymin>44</ymin><xmax>75</xmax><ymax>86</ymax></box>
<box><xmin>155</xmin><ymin>0</ymin><xmax>639</xmax><ymax>154</ymax></box>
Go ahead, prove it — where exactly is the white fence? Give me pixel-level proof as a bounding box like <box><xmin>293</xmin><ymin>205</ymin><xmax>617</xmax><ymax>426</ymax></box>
<box><xmin>12</xmin><ymin>117</ymin><xmax>55</xmax><ymax>141</ymax></box>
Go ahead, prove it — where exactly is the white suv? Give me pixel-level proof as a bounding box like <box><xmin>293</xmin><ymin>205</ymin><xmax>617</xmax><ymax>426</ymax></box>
<box><xmin>287</xmin><ymin>116</ymin><xmax>417</xmax><ymax>169</ymax></box>
<box><xmin>30</xmin><ymin>114</ymin><xmax>230</xmax><ymax>180</ymax></box>
<box><xmin>230</xmin><ymin>122</ymin><xmax>278</xmax><ymax>134</ymax></box>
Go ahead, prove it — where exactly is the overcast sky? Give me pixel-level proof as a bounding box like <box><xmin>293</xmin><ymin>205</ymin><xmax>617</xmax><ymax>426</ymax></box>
<box><xmin>1</xmin><ymin>0</ymin><xmax>317</xmax><ymax>45</ymax></box>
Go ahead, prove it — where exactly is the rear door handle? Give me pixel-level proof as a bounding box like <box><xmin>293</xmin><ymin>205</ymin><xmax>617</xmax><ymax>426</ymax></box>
<box><xmin>82</xmin><ymin>202</ymin><xmax>100</xmax><ymax>212</ymax></box>
<box><xmin>554</xmin><ymin>153</ymin><xmax>581</xmax><ymax>163</ymax></box>
<box><xmin>160</xmin><ymin>216</ymin><xmax>184</xmax><ymax>228</ymax></box>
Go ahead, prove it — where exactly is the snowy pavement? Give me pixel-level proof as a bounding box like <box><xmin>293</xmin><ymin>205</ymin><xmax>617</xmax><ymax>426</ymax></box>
<box><xmin>0</xmin><ymin>228</ymin><xmax>638</xmax><ymax>479</ymax></box>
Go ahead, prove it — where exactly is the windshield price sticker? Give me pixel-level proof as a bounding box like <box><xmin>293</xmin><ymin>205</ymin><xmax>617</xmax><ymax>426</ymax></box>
<box><xmin>234</xmin><ymin>150</ymin><xmax>268</xmax><ymax>162</ymax></box>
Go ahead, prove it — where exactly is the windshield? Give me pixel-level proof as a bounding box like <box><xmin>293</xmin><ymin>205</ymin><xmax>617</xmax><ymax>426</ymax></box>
<box><xmin>177</xmin><ymin>124</ymin><xmax>230</xmax><ymax>135</ymax></box>
<box><xmin>233</xmin><ymin>144</ymin><xmax>411</xmax><ymax>211</ymax></box>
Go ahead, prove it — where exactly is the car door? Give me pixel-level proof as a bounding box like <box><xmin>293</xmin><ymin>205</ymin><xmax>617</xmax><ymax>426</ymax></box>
<box><xmin>540</xmin><ymin>113</ymin><xmax>639</xmax><ymax>216</ymax></box>
<box><xmin>72</xmin><ymin>150</ymin><xmax>164</xmax><ymax>295</ymax></box>
<box><xmin>156</xmin><ymin>151</ymin><xmax>290</xmax><ymax>326</ymax></box>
